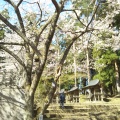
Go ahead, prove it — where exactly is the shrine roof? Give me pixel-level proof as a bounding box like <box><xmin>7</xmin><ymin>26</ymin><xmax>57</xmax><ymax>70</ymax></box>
<box><xmin>82</xmin><ymin>79</ymin><xmax>100</xmax><ymax>89</ymax></box>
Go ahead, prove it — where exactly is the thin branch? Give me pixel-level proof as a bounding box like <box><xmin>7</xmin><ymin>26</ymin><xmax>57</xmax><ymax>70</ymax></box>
<box><xmin>86</xmin><ymin>2</ymin><xmax>100</xmax><ymax>30</ymax></box>
<box><xmin>22</xmin><ymin>1</ymin><xmax>38</xmax><ymax>4</ymax></box>
<box><xmin>36</xmin><ymin>0</ymin><xmax>63</xmax><ymax>41</ymax></box>
<box><xmin>36</xmin><ymin>2</ymin><xmax>42</xmax><ymax>25</ymax></box>
<box><xmin>22</xmin><ymin>1</ymin><xmax>43</xmax><ymax>25</ymax></box>
<box><xmin>17</xmin><ymin>0</ymin><xmax>23</xmax><ymax>7</ymax></box>
<box><xmin>59</xmin><ymin>31</ymin><xmax>86</xmax><ymax>65</ymax></box>
<box><xmin>36</xmin><ymin>15</ymin><xmax>53</xmax><ymax>41</ymax></box>
<box><xmin>0</xmin><ymin>42</ymin><xmax>24</xmax><ymax>46</ymax></box>
<box><xmin>62</xmin><ymin>8</ymin><xmax>86</xmax><ymax>27</ymax></box>
<box><xmin>62</xmin><ymin>8</ymin><xmax>93</xmax><ymax>12</ymax></box>
<box><xmin>0</xmin><ymin>45</ymin><xmax>26</xmax><ymax>69</ymax></box>
<box><xmin>15</xmin><ymin>7</ymin><xmax>26</xmax><ymax>35</ymax></box>
<box><xmin>73</xmin><ymin>10</ymin><xmax>86</xmax><ymax>27</ymax></box>
<box><xmin>5</xmin><ymin>0</ymin><xmax>26</xmax><ymax>35</ymax></box>
<box><xmin>56</xmin><ymin>25</ymin><xmax>86</xmax><ymax>35</ymax></box>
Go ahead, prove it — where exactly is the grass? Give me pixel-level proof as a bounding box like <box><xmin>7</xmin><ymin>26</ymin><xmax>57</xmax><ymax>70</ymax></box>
<box><xmin>79</xmin><ymin>94</ymin><xmax>120</xmax><ymax>105</ymax></box>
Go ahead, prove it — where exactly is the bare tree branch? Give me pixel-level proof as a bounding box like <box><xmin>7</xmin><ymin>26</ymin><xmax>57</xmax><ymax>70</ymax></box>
<box><xmin>0</xmin><ymin>42</ymin><xmax>24</xmax><ymax>46</ymax></box>
<box><xmin>35</xmin><ymin>15</ymin><xmax>53</xmax><ymax>43</ymax></box>
<box><xmin>63</xmin><ymin>8</ymin><xmax>92</xmax><ymax>11</ymax></box>
<box><xmin>73</xmin><ymin>10</ymin><xmax>86</xmax><ymax>27</ymax></box>
<box><xmin>36</xmin><ymin>2</ymin><xmax>42</xmax><ymax>25</ymax></box>
<box><xmin>86</xmin><ymin>2</ymin><xmax>100</xmax><ymax>30</ymax></box>
<box><xmin>17</xmin><ymin>0</ymin><xmax>23</xmax><ymax>7</ymax></box>
<box><xmin>56</xmin><ymin>25</ymin><xmax>85</xmax><ymax>34</ymax></box>
<box><xmin>51</xmin><ymin>0</ymin><xmax>60</xmax><ymax>12</ymax></box>
<box><xmin>22</xmin><ymin>1</ymin><xmax>38</xmax><ymax>4</ymax></box>
<box><xmin>59</xmin><ymin>31</ymin><xmax>86</xmax><ymax>66</ymax></box>
<box><xmin>5</xmin><ymin>0</ymin><xmax>26</xmax><ymax>35</ymax></box>
<box><xmin>0</xmin><ymin>45</ymin><xmax>26</xmax><ymax>69</ymax></box>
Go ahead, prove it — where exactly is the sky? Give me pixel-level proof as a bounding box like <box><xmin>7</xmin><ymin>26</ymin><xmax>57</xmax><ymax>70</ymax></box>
<box><xmin>0</xmin><ymin>0</ymin><xmax>55</xmax><ymax>12</ymax></box>
<box><xmin>0</xmin><ymin>0</ymin><xmax>55</xmax><ymax>24</ymax></box>
<box><xmin>0</xmin><ymin>0</ymin><xmax>72</xmax><ymax>24</ymax></box>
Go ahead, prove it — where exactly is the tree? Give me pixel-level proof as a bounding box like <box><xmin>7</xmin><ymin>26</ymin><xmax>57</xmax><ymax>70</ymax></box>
<box><xmin>91</xmin><ymin>1</ymin><xmax>120</xmax><ymax>95</ymax></box>
<box><xmin>93</xmin><ymin>46</ymin><xmax>118</xmax><ymax>95</ymax></box>
<box><xmin>0</xmin><ymin>0</ymin><xmax>97</xmax><ymax>120</ymax></box>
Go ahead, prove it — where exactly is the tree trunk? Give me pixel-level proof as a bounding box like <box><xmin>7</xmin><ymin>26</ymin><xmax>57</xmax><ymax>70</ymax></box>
<box><xmin>40</xmin><ymin>81</ymin><xmax>57</xmax><ymax>116</ymax></box>
<box><xmin>23</xmin><ymin>93</ymin><xmax>34</xmax><ymax>120</ymax></box>
<box><xmin>115</xmin><ymin>61</ymin><xmax>120</xmax><ymax>94</ymax></box>
<box><xmin>86</xmin><ymin>48</ymin><xmax>91</xmax><ymax>83</ymax></box>
<box><xmin>73</xmin><ymin>43</ymin><xmax>77</xmax><ymax>86</ymax></box>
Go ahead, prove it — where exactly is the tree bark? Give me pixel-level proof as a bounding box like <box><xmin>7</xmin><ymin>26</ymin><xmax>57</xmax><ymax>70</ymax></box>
<box><xmin>21</xmin><ymin>94</ymin><xmax>34</xmax><ymax>120</ymax></box>
<box><xmin>115</xmin><ymin>61</ymin><xmax>120</xmax><ymax>94</ymax></box>
<box><xmin>73</xmin><ymin>43</ymin><xmax>77</xmax><ymax>86</ymax></box>
<box><xmin>86</xmin><ymin>48</ymin><xmax>91</xmax><ymax>83</ymax></box>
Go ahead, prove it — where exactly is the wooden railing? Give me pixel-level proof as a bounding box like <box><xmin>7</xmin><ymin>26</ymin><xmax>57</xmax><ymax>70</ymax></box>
<box><xmin>51</xmin><ymin>95</ymin><xmax>80</xmax><ymax>104</ymax></box>
<box><xmin>51</xmin><ymin>91</ymin><xmax>104</xmax><ymax>104</ymax></box>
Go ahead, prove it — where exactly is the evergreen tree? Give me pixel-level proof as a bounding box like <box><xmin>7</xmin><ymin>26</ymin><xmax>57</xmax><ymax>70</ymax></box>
<box><xmin>93</xmin><ymin>46</ymin><xmax>118</xmax><ymax>95</ymax></box>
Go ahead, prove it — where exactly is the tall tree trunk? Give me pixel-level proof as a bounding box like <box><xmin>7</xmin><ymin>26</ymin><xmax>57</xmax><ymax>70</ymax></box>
<box><xmin>73</xmin><ymin>43</ymin><xmax>77</xmax><ymax>86</ymax></box>
<box><xmin>56</xmin><ymin>36</ymin><xmax>61</xmax><ymax>91</ymax></box>
<box><xmin>86</xmin><ymin>48</ymin><xmax>91</xmax><ymax>83</ymax></box>
<box><xmin>115</xmin><ymin>61</ymin><xmax>120</xmax><ymax>94</ymax></box>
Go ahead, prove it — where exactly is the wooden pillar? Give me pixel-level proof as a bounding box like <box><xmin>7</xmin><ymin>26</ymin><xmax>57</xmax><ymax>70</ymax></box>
<box><xmin>100</xmin><ymin>88</ymin><xmax>103</xmax><ymax>101</ymax></box>
<box><xmin>94</xmin><ymin>90</ymin><xmax>96</xmax><ymax>101</ymax></box>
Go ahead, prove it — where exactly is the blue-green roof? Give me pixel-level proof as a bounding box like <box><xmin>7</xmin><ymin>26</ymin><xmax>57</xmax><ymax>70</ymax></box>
<box><xmin>82</xmin><ymin>79</ymin><xmax>99</xmax><ymax>89</ymax></box>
